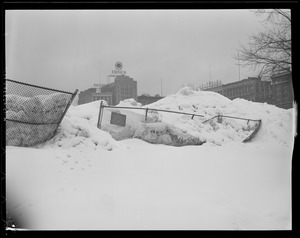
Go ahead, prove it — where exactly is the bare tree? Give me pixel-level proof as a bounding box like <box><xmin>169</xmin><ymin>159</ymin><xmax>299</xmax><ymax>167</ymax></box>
<box><xmin>236</xmin><ymin>9</ymin><xmax>291</xmax><ymax>77</ymax></box>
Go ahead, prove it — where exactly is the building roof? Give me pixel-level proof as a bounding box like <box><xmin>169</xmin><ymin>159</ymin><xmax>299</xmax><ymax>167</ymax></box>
<box><xmin>222</xmin><ymin>77</ymin><xmax>261</xmax><ymax>88</ymax></box>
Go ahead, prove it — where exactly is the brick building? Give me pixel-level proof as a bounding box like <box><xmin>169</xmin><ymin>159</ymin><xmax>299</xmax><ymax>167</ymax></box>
<box><xmin>78</xmin><ymin>87</ymin><xmax>113</xmax><ymax>105</ymax></box>
<box><xmin>202</xmin><ymin>72</ymin><xmax>293</xmax><ymax>109</ymax></box>
<box><xmin>101</xmin><ymin>75</ymin><xmax>137</xmax><ymax>105</ymax></box>
<box><xmin>270</xmin><ymin>71</ymin><xmax>293</xmax><ymax>109</ymax></box>
<box><xmin>222</xmin><ymin>77</ymin><xmax>272</xmax><ymax>103</ymax></box>
<box><xmin>78</xmin><ymin>62</ymin><xmax>137</xmax><ymax>106</ymax></box>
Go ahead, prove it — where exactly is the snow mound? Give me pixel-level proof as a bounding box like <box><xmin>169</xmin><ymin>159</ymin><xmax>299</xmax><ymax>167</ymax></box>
<box><xmin>147</xmin><ymin>88</ymin><xmax>295</xmax><ymax>146</ymax></box>
<box><xmin>16</xmin><ymin>87</ymin><xmax>295</xmax><ymax>149</ymax></box>
<box><xmin>6</xmin><ymin>90</ymin><xmax>294</xmax><ymax>230</ymax></box>
<box><xmin>36</xmin><ymin>100</ymin><xmax>121</xmax><ymax>151</ymax></box>
<box><xmin>176</xmin><ymin>87</ymin><xmax>196</xmax><ymax>96</ymax></box>
<box><xmin>117</xmin><ymin>98</ymin><xmax>142</xmax><ymax>107</ymax></box>
<box><xmin>134</xmin><ymin>122</ymin><xmax>205</xmax><ymax>146</ymax></box>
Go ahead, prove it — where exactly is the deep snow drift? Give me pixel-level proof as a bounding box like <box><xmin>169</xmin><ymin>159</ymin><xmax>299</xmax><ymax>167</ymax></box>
<box><xmin>6</xmin><ymin>88</ymin><xmax>295</xmax><ymax>230</ymax></box>
<box><xmin>100</xmin><ymin>88</ymin><xmax>262</xmax><ymax>145</ymax></box>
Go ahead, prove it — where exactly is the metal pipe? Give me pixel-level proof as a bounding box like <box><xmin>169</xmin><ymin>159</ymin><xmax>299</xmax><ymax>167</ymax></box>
<box><xmin>6</xmin><ymin>78</ymin><xmax>75</xmax><ymax>95</ymax></box>
<box><xmin>54</xmin><ymin>89</ymin><xmax>78</xmax><ymax>134</ymax></box>
<box><xmin>101</xmin><ymin>105</ymin><xmax>205</xmax><ymax>118</ymax></box>
<box><xmin>97</xmin><ymin>101</ymin><xmax>104</xmax><ymax>129</ymax></box>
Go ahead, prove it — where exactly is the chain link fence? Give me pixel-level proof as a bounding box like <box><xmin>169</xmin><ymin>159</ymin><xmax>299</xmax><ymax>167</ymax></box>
<box><xmin>97</xmin><ymin>102</ymin><xmax>207</xmax><ymax>146</ymax></box>
<box><xmin>5</xmin><ymin>79</ymin><xmax>78</xmax><ymax>147</ymax></box>
<box><xmin>97</xmin><ymin>102</ymin><xmax>262</xmax><ymax>145</ymax></box>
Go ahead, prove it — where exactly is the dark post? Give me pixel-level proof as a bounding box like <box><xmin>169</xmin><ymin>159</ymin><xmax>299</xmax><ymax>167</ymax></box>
<box><xmin>97</xmin><ymin>101</ymin><xmax>103</xmax><ymax>129</ymax></box>
<box><xmin>54</xmin><ymin>89</ymin><xmax>78</xmax><ymax>135</ymax></box>
<box><xmin>145</xmin><ymin>108</ymin><xmax>149</xmax><ymax>121</ymax></box>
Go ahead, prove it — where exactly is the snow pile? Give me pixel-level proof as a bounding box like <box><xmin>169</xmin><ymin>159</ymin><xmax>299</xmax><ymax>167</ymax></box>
<box><xmin>133</xmin><ymin>122</ymin><xmax>204</xmax><ymax>146</ymax></box>
<box><xmin>146</xmin><ymin>87</ymin><xmax>294</xmax><ymax>146</ymax></box>
<box><xmin>6</xmin><ymin>93</ymin><xmax>70</xmax><ymax>123</ymax></box>
<box><xmin>6</xmin><ymin>87</ymin><xmax>293</xmax><ymax>148</ymax></box>
<box><xmin>39</xmin><ymin>100</ymin><xmax>121</xmax><ymax>151</ymax></box>
<box><xmin>100</xmin><ymin>108</ymin><xmax>146</xmax><ymax>141</ymax></box>
<box><xmin>6</xmin><ymin>93</ymin><xmax>71</xmax><ymax>146</ymax></box>
<box><xmin>98</xmin><ymin>97</ymin><xmax>204</xmax><ymax>145</ymax></box>
<box><xmin>5</xmin><ymin>87</ymin><xmax>295</xmax><ymax>230</ymax></box>
<box><xmin>74</xmin><ymin>87</ymin><xmax>294</xmax><ymax>147</ymax></box>
<box><xmin>117</xmin><ymin>98</ymin><xmax>142</xmax><ymax>107</ymax></box>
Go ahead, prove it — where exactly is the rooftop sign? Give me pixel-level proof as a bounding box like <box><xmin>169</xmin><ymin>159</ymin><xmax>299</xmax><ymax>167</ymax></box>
<box><xmin>112</xmin><ymin>61</ymin><xmax>126</xmax><ymax>75</ymax></box>
<box><xmin>115</xmin><ymin>61</ymin><xmax>123</xmax><ymax>70</ymax></box>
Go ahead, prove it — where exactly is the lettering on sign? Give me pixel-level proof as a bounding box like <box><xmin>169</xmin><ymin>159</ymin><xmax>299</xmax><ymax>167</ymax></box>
<box><xmin>110</xmin><ymin>112</ymin><xmax>126</xmax><ymax>127</ymax></box>
<box><xmin>112</xmin><ymin>70</ymin><xmax>126</xmax><ymax>75</ymax></box>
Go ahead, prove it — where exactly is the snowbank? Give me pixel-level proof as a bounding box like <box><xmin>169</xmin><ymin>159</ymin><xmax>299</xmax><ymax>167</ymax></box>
<box><xmin>146</xmin><ymin>87</ymin><xmax>295</xmax><ymax>146</ymax></box>
<box><xmin>6</xmin><ymin>87</ymin><xmax>295</xmax><ymax>230</ymax></box>
<box><xmin>31</xmin><ymin>87</ymin><xmax>294</xmax><ymax>150</ymax></box>
<box><xmin>133</xmin><ymin>122</ymin><xmax>205</xmax><ymax>146</ymax></box>
<box><xmin>40</xmin><ymin>100</ymin><xmax>122</xmax><ymax>151</ymax></box>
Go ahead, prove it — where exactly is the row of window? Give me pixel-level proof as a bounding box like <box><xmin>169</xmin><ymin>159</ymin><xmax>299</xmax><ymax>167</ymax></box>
<box><xmin>119</xmin><ymin>86</ymin><xmax>135</xmax><ymax>95</ymax></box>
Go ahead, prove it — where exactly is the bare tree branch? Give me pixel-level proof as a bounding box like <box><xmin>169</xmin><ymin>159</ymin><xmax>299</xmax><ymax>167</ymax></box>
<box><xmin>235</xmin><ymin>9</ymin><xmax>291</xmax><ymax>77</ymax></box>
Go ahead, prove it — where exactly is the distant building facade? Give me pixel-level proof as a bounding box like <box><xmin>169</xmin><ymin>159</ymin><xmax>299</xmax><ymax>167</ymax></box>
<box><xmin>78</xmin><ymin>85</ymin><xmax>113</xmax><ymax>105</ymax></box>
<box><xmin>199</xmin><ymin>80</ymin><xmax>223</xmax><ymax>94</ymax></box>
<box><xmin>101</xmin><ymin>75</ymin><xmax>137</xmax><ymax>105</ymax></box>
<box><xmin>137</xmin><ymin>94</ymin><xmax>164</xmax><ymax>106</ymax></box>
<box><xmin>222</xmin><ymin>77</ymin><xmax>272</xmax><ymax>103</ymax></box>
<box><xmin>78</xmin><ymin>62</ymin><xmax>137</xmax><ymax>105</ymax></box>
<box><xmin>201</xmin><ymin>71</ymin><xmax>293</xmax><ymax>109</ymax></box>
<box><xmin>270</xmin><ymin>71</ymin><xmax>293</xmax><ymax>109</ymax></box>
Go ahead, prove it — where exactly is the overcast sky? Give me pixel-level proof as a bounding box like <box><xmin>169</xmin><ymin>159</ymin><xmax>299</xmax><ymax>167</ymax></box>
<box><xmin>5</xmin><ymin>10</ymin><xmax>265</xmax><ymax>96</ymax></box>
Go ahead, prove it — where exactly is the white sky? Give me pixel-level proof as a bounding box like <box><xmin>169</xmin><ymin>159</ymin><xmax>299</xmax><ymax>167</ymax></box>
<box><xmin>5</xmin><ymin>10</ymin><xmax>265</xmax><ymax>96</ymax></box>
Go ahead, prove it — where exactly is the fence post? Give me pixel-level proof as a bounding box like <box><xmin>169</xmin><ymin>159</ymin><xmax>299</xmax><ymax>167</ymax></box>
<box><xmin>145</xmin><ymin>108</ymin><xmax>149</xmax><ymax>121</ymax></box>
<box><xmin>54</xmin><ymin>89</ymin><xmax>78</xmax><ymax>135</ymax></box>
<box><xmin>97</xmin><ymin>101</ymin><xmax>103</xmax><ymax>129</ymax></box>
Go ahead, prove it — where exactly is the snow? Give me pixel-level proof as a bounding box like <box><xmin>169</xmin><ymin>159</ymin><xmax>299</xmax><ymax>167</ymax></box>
<box><xmin>6</xmin><ymin>92</ymin><xmax>71</xmax><ymax>146</ymax></box>
<box><xmin>6</xmin><ymin>87</ymin><xmax>295</xmax><ymax>230</ymax></box>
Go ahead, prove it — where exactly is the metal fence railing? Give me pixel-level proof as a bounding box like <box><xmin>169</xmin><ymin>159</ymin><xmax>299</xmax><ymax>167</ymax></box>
<box><xmin>202</xmin><ymin>115</ymin><xmax>262</xmax><ymax>142</ymax></box>
<box><xmin>97</xmin><ymin>101</ymin><xmax>262</xmax><ymax>145</ymax></box>
<box><xmin>97</xmin><ymin>102</ymin><xmax>205</xmax><ymax>144</ymax></box>
<box><xmin>5</xmin><ymin>79</ymin><xmax>78</xmax><ymax>147</ymax></box>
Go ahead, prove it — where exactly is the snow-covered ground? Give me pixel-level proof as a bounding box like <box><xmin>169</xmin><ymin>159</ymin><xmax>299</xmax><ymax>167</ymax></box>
<box><xmin>6</xmin><ymin>88</ymin><xmax>295</xmax><ymax>230</ymax></box>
